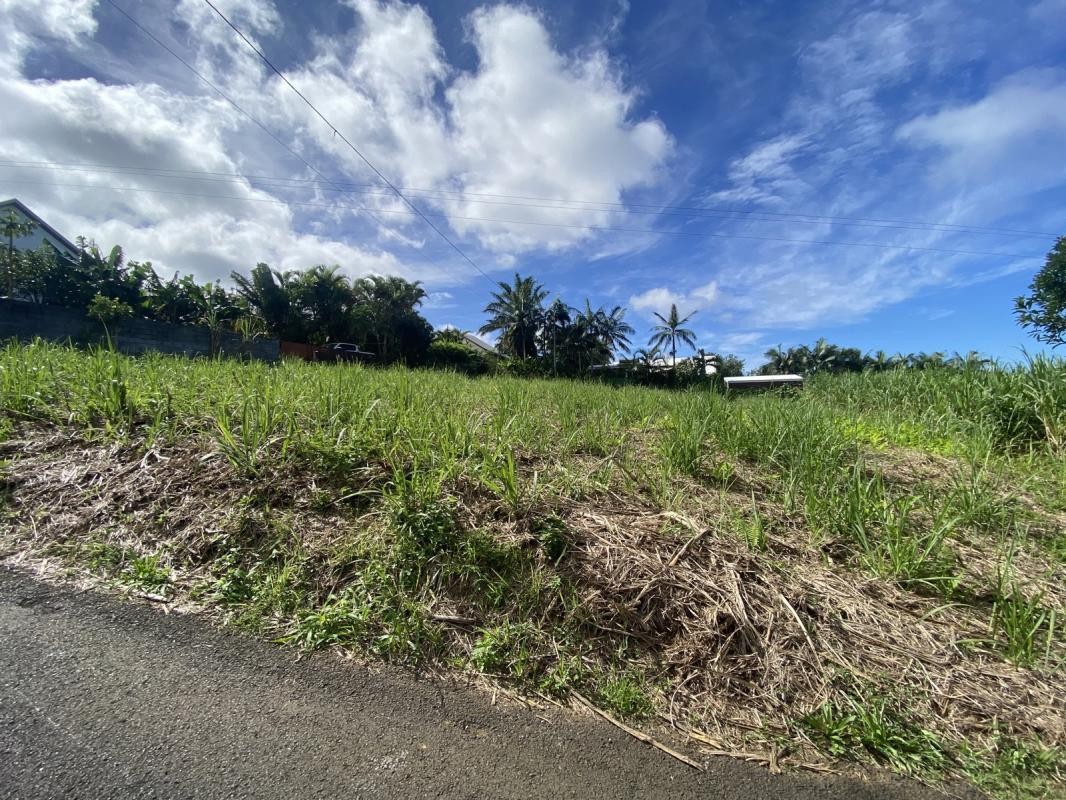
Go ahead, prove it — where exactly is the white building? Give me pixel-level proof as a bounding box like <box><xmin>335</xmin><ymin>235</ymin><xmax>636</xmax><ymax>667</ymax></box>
<box><xmin>1</xmin><ymin>198</ymin><xmax>80</xmax><ymax>262</ymax></box>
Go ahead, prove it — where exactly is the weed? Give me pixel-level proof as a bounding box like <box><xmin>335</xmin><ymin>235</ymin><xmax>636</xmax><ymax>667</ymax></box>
<box><xmin>595</xmin><ymin>671</ymin><xmax>655</xmax><ymax>719</ymax></box>
<box><xmin>960</xmin><ymin>735</ymin><xmax>1064</xmax><ymax>800</ymax></box>
<box><xmin>990</xmin><ymin>584</ymin><xmax>1059</xmax><ymax>667</ymax></box>
<box><xmin>533</xmin><ymin>514</ymin><xmax>569</xmax><ymax>563</ymax></box>
<box><xmin>470</xmin><ymin>622</ymin><xmax>539</xmax><ymax>678</ymax></box>
<box><xmin>125</xmin><ymin>554</ymin><xmax>170</xmax><ymax>590</ymax></box>
<box><xmin>736</xmin><ymin>494</ymin><xmax>767</xmax><ymax>552</ymax></box>
<box><xmin>803</xmin><ymin>689</ymin><xmax>947</xmax><ymax>775</ymax></box>
<box><xmin>3</xmin><ymin>342</ymin><xmax>1066</xmax><ymax>796</ymax></box>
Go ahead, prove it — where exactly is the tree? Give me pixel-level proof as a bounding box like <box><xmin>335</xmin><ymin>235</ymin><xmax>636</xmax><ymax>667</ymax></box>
<box><xmin>350</xmin><ymin>275</ymin><xmax>431</xmax><ymax>363</ymax></box>
<box><xmin>480</xmin><ymin>273</ymin><xmax>548</xmax><ymax>359</ymax></box>
<box><xmin>715</xmin><ymin>353</ymin><xmax>745</xmax><ymax>378</ymax></box>
<box><xmin>231</xmin><ymin>263</ymin><xmax>300</xmax><ymax>340</ymax></box>
<box><xmin>587</xmin><ymin>303</ymin><xmax>634</xmax><ymax>359</ymax></box>
<box><xmin>12</xmin><ymin>244</ymin><xmax>59</xmax><ymax>303</ymax></box>
<box><xmin>541</xmin><ymin>298</ymin><xmax>572</xmax><ymax>376</ymax></box>
<box><xmin>290</xmin><ymin>265</ymin><xmax>357</xmax><ymax>344</ymax></box>
<box><xmin>434</xmin><ymin>327</ymin><xmax>469</xmax><ymax>345</ymax></box>
<box><xmin>631</xmin><ymin>346</ymin><xmax>662</xmax><ymax>369</ymax></box>
<box><xmin>647</xmin><ymin>304</ymin><xmax>697</xmax><ymax>368</ymax></box>
<box><xmin>1016</xmin><ymin>236</ymin><xmax>1066</xmax><ymax>347</ymax></box>
<box><xmin>87</xmin><ymin>292</ymin><xmax>133</xmax><ymax>345</ymax></box>
<box><xmin>144</xmin><ymin>271</ymin><xmax>215</xmax><ymax>325</ymax></box>
<box><xmin>2</xmin><ymin>210</ymin><xmax>36</xmax><ymax>297</ymax></box>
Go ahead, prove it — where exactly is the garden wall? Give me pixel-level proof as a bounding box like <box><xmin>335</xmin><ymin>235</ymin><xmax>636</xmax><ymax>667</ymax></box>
<box><xmin>0</xmin><ymin>299</ymin><xmax>279</xmax><ymax>361</ymax></box>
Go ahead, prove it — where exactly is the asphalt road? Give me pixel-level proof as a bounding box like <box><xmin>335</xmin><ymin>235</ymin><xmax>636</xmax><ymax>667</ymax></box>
<box><xmin>0</xmin><ymin>566</ymin><xmax>957</xmax><ymax>799</ymax></box>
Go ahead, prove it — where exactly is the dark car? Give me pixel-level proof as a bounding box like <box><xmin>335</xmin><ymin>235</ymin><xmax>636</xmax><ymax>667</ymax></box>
<box><xmin>316</xmin><ymin>343</ymin><xmax>375</xmax><ymax>363</ymax></box>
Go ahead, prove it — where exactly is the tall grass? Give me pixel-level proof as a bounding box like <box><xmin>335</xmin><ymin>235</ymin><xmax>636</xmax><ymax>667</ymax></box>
<box><xmin>3</xmin><ymin>340</ymin><xmax>1064</xmax><ymax>795</ymax></box>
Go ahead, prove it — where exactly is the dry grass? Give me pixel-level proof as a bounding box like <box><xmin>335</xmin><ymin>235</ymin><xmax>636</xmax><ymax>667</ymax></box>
<box><xmin>1</xmin><ymin>343</ymin><xmax>1064</xmax><ymax>796</ymax></box>
<box><xmin>2</xmin><ymin>425</ymin><xmax>1062</xmax><ymax>791</ymax></box>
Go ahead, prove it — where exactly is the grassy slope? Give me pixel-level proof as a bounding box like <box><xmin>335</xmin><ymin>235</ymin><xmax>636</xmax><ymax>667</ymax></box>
<box><xmin>0</xmin><ymin>341</ymin><xmax>1063</xmax><ymax>797</ymax></box>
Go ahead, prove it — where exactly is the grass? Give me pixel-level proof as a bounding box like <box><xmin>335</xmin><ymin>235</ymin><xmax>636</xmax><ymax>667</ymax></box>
<box><xmin>803</xmin><ymin>686</ymin><xmax>948</xmax><ymax>776</ymax></box>
<box><xmin>0</xmin><ymin>340</ymin><xmax>1064</xmax><ymax>797</ymax></box>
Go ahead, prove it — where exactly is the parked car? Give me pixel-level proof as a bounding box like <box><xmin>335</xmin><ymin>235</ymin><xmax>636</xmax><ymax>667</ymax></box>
<box><xmin>316</xmin><ymin>343</ymin><xmax>375</xmax><ymax>363</ymax></box>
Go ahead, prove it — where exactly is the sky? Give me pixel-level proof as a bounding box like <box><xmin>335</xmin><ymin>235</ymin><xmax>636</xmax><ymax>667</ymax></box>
<box><xmin>1</xmin><ymin>0</ymin><xmax>1064</xmax><ymax>368</ymax></box>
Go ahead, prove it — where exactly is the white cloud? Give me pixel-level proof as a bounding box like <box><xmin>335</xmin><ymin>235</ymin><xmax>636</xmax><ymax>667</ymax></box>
<box><xmin>277</xmin><ymin>2</ymin><xmax>672</xmax><ymax>254</ymax></box>
<box><xmin>0</xmin><ymin>0</ymin><xmax>98</xmax><ymax>70</ymax></box>
<box><xmin>898</xmin><ymin>69</ymin><xmax>1066</xmax><ymax>175</ymax></box>
<box><xmin>680</xmin><ymin>5</ymin><xmax>1053</xmax><ymax>336</ymax></box>
<box><xmin>711</xmin><ymin>134</ymin><xmax>810</xmax><ymax>206</ymax></box>
<box><xmin>0</xmin><ymin>63</ymin><xmax>452</xmax><ymax>286</ymax></box>
<box><xmin>629</xmin><ymin>279</ymin><xmax>717</xmax><ymax>319</ymax></box>
<box><xmin>629</xmin><ymin>287</ymin><xmax>686</xmax><ymax>317</ymax></box>
<box><xmin>0</xmin><ymin>0</ymin><xmax>675</xmax><ymax>291</ymax></box>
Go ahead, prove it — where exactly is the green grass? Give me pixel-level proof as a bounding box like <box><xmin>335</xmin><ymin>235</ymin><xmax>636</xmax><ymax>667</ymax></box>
<box><xmin>803</xmin><ymin>687</ymin><xmax>948</xmax><ymax>775</ymax></box>
<box><xmin>1</xmin><ymin>340</ymin><xmax>1064</xmax><ymax>797</ymax></box>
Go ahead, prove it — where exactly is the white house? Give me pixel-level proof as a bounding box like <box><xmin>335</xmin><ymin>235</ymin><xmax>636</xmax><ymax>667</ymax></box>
<box><xmin>461</xmin><ymin>331</ymin><xmax>499</xmax><ymax>357</ymax></box>
<box><xmin>1</xmin><ymin>198</ymin><xmax>80</xmax><ymax>262</ymax></box>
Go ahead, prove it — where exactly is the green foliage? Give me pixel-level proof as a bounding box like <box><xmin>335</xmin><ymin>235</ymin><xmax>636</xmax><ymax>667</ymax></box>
<box><xmin>647</xmin><ymin>303</ymin><xmax>697</xmax><ymax>368</ymax></box>
<box><xmin>803</xmin><ymin>688</ymin><xmax>948</xmax><ymax>775</ymax></box>
<box><xmin>961</xmin><ymin>735</ymin><xmax>1064</xmax><ymax>800</ymax></box>
<box><xmin>87</xmin><ymin>293</ymin><xmax>133</xmax><ymax>327</ymax></box>
<box><xmin>989</xmin><ymin>579</ymin><xmax>1059</xmax><ymax>667</ymax></box>
<box><xmin>1016</xmin><ymin>235</ymin><xmax>1066</xmax><ymax>347</ymax></box>
<box><xmin>127</xmin><ymin>553</ymin><xmax>171</xmax><ymax>590</ymax></box>
<box><xmin>4</xmin><ymin>342</ymin><xmax>1066</xmax><ymax>796</ymax></box>
<box><xmin>425</xmin><ymin>338</ymin><xmax>493</xmax><ymax>375</ymax></box>
<box><xmin>470</xmin><ymin>622</ymin><xmax>539</xmax><ymax>677</ymax></box>
<box><xmin>480</xmin><ymin>273</ymin><xmax>549</xmax><ymax>360</ymax></box>
<box><xmin>595</xmin><ymin>671</ymin><xmax>655</xmax><ymax>719</ymax></box>
<box><xmin>759</xmin><ymin>340</ymin><xmax>993</xmax><ymax>376</ymax></box>
<box><xmin>533</xmin><ymin>514</ymin><xmax>569</xmax><ymax>563</ymax></box>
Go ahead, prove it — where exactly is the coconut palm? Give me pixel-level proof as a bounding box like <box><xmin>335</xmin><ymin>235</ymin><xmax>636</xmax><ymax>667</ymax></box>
<box><xmin>293</xmin><ymin>265</ymin><xmax>358</xmax><ymax>343</ymax></box>
<box><xmin>231</xmin><ymin>263</ymin><xmax>298</xmax><ymax>339</ymax></box>
<box><xmin>541</xmin><ymin>298</ymin><xmax>573</xmax><ymax>375</ymax></box>
<box><xmin>480</xmin><ymin>273</ymin><xmax>548</xmax><ymax>359</ymax></box>
<box><xmin>593</xmin><ymin>304</ymin><xmax>635</xmax><ymax>357</ymax></box>
<box><xmin>648</xmin><ymin>303</ymin><xmax>697</xmax><ymax>368</ymax></box>
<box><xmin>631</xmin><ymin>346</ymin><xmax>663</xmax><ymax>372</ymax></box>
<box><xmin>350</xmin><ymin>275</ymin><xmax>430</xmax><ymax>362</ymax></box>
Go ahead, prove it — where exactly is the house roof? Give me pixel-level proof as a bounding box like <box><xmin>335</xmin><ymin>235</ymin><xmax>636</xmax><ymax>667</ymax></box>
<box><xmin>461</xmin><ymin>332</ymin><xmax>499</xmax><ymax>356</ymax></box>
<box><xmin>0</xmin><ymin>198</ymin><xmax>79</xmax><ymax>257</ymax></box>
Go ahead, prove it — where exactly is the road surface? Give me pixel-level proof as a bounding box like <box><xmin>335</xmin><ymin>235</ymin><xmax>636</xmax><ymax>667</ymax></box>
<box><xmin>0</xmin><ymin>566</ymin><xmax>959</xmax><ymax>799</ymax></box>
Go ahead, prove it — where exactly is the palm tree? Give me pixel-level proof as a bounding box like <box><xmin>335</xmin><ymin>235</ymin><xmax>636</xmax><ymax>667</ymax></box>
<box><xmin>350</xmin><ymin>275</ymin><xmax>429</xmax><ymax>361</ymax></box>
<box><xmin>293</xmin><ymin>265</ymin><xmax>357</xmax><ymax>344</ymax></box>
<box><xmin>541</xmin><ymin>298</ymin><xmax>572</xmax><ymax>376</ymax></box>
<box><xmin>593</xmin><ymin>304</ymin><xmax>635</xmax><ymax>358</ymax></box>
<box><xmin>232</xmin><ymin>263</ymin><xmax>297</xmax><ymax>339</ymax></box>
<box><xmin>648</xmin><ymin>303</ymin><xmax>697</xmax><ymax>368</ymax></box>
<box><xmin>631</xmin><ymin>346</ymin><xmax>663</xmax><ymax>374</ymax></box>
<box><xmin>480</xmin><ymin>273</ymin><xmax>548</xmax><ymax>360</ymax></box>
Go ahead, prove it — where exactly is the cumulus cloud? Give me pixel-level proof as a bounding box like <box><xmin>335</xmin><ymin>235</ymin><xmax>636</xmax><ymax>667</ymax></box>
<box><xmin>0</xmin><ymin>0</ymin><xmax>98</xmax><ymax>70</ymax></box>
<box><xmin>0</xmin><ymin>0</ymin><xmax>674</xmax><ymax>289</ymax></box>
<box><xmin>629</xmin><ymin>279</ymin><xmax>717</xmax><ymax>319</ymax></box>
<box><xmin>278</xmin><ymin>1</ymin><xmax>673</xmax><ymax>253</ymax></box>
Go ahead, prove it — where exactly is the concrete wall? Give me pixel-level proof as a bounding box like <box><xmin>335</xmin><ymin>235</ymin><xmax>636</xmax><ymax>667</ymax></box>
<box><xmin>0</xmin><ymin>299</ymin><xmax>279</xmax><ymax>361</ymax></box>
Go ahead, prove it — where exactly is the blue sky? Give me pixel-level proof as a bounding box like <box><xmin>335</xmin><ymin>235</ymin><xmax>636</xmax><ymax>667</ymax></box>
<box><xmin>1</xmin><ymin>0</ymin><xmax>1064</xmax><ymax>367</ymax></box>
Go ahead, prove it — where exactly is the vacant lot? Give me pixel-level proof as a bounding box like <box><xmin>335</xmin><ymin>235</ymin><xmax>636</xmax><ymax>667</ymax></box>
<box><xmin>1</xmin><ymin>341</ymin><xmax>1063</xmax><ymax>797</ymax></box>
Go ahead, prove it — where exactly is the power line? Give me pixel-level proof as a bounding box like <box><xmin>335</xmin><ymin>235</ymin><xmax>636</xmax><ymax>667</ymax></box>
<box><xmin>101</xmin><ymin>0</ymin><xmax>478</xmax><ymax>285</ymax></box>
<box><xmin>1</xmin><ymin>158</ymin><xmax>1054</xmax><ymax>240</ymax></box>
<box><xmin>200</xmin><ymin>0</ymin><xmax>496</xmax><ymax>285</ymax></box>
<box><xmin>3</xmin><ymin>177</ymin><xmax>1042</xmax><ymax>261</ymax></box>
